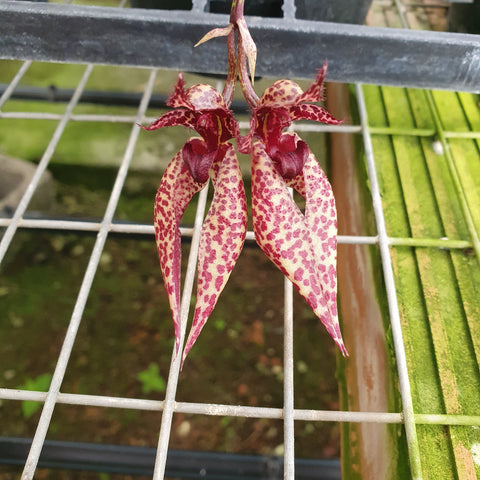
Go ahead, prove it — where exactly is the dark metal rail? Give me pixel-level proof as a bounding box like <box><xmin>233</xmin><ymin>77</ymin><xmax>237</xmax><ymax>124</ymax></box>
<box><xmin>1</xmin><ymin>1</ymin><xmax>480</xmax><ymax>92</ymax></box>
<box><xmin>0</xmin><ymin>437</ymin><xmax>341</xmax><ymax>480</ymax></box>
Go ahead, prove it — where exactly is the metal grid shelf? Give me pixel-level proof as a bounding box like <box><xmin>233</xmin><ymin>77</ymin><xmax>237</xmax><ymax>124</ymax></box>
<box><xmin>1</xmin><ymin>1</ymin><xmax>480</xmax><ymax>479</ymax></box>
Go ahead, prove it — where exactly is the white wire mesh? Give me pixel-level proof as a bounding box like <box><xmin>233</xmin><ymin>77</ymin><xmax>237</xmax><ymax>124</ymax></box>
<box><xmin>0</xmin><ymin>1</ymin><xmax>479</xmax><ymax>480</ymax></box>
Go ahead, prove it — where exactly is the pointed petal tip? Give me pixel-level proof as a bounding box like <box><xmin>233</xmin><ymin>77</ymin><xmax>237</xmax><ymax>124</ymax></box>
<box><xmin>195</xmin><ymin>24</ymin><xmax>234</xmax><ymax>47</ymax></box>
<box><xmin>338</xmin><ymin>341</ymin><xmax>349</xmax><ymax>357</ymax></box>
<box><xmin>180</xmin><ymin>349</ymin><xmax>187</xmax><ymax>371</ymax></box>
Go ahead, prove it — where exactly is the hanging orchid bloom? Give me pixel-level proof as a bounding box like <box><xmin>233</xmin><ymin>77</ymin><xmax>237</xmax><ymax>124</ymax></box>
<box><xmin>144</xmin><ymin>0</ymin><xmax>347</xmax><ymax>364</ymax></box>
<box><xmin>240</xmin><ymin>65</ymin><xmax>348</xmax><ymax>356</ymax></box>
<box><xmin>142</xmin><ymin>74</ymin><xmax>248</xmax><ymax>362</ymax></box>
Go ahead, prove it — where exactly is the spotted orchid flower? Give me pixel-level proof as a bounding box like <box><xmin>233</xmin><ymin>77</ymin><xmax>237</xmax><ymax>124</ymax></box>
<box><xmin>241</xmin><ymin>66</ymin><xmax>348</xmax><ymax>356</ymax></box>
<box><xmin>142</xmin><ymin>74</ymin><xmax>248</xmax><ymax>362</ymax></box>
<box><xmin>145</xmin><ymin>0</ymin><xmax>348</xmax><ymax>364</ymax></box>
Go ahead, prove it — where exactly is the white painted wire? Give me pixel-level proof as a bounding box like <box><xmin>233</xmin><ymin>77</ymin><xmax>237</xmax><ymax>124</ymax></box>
<box><xmin>283</xmin><ymin>275</ymin><xmax>295</xmax><ymax>478</ymax></box>
<box><xmin>0</xmin><ymin>2</ymin><xmax>477</xmax><ymax>478</ymax></box>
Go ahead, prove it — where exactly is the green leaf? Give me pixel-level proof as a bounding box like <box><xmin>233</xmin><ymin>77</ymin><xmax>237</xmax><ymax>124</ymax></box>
<box><xmin>137</xmin><ymin>363</ymin><xmax>166</xmax><ymax>394</ymax></box>
<box><xmin>19</xmin><ymin>373</ymin><xmax>53</xmax><ymax>419</ymax></box>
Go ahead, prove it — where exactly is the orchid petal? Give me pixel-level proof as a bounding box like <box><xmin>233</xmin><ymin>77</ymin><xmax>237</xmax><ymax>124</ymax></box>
<box><xmin>154</xmin><ymin>150</ymin><xmax>205</xmax><ymax>353</ymax></box>
<box><xmin>141</xmin><ymin>109</ymin><xmax>197</xmax><ymax>131</ymax></box>
<box><xmin>268</xmin><ymin>133</ymin><xmax>309</xmax><ymax>179</ymax></box>
<box><xmin>182</xmin><ymin>138</ymin><xmax>217</xmax><ymax>184</ymax></box>
<box><xmin>258</xmin><ymin>107</ymin><xmax>291</xmax><ymax>141</ymax></box>
<box><xmin>183</xmin><ymin>143</ymin><xmax>248</xmax><ymax>364</ymax></box>
<box><xmin>301</xmin><ymin>149</ymin><xmax>347</xmax><ymax>356</ymax></box>
<box><xmin>167</xmin><ymin>73</ymin><xmax>195</xmax><ymax>110</ymax></box>
<box><xmin>195</xmin><ymin>24</ymin><xmax>234</xmax><ymax>47</ymax></box>
<box><xmin>297</xmin><ymin>62</ymin><xmax>327</xmax><ymax>104</ymax></box>
<box><xmin>258</xmin><ymin>80</ymin><xmax>303</xmax><ymax>108</ymax></box>
<box><xmin>186</xmin><ymin>84</ymin><xmax>229</xmax><ymax>111</ymax></box>
<box><xmin>290</xmin><ymin>104</ymin><xmax>342</xmax><ymax>125</ymax></box>
<box><xmin>251</xmin><ymin>141</ymin><xmax>347</xmax><ymax>355</ymax></box>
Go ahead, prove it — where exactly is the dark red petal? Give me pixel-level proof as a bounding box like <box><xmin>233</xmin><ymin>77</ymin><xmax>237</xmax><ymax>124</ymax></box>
<box><xmin>167</xmin><ymin>72</ymin><xmax>195</xmax><ymax>110</ymax></box>
<box><xmin>182</xmin><ymin>138</ymin><xmax>217</xmax><ymax>184</ymax></box>
<box><xmin>195</xmin><ymin>113</ymin><xmax>219</xmax><ymax>150</ymax></box>
<box><xmin>220</xmin><ymin>113</ymin><xmax>241</xmax><ymax>144</ymax></box>
<box><xmin>154</xmin><ymin>150</ymin><xmax>205</xmax><ymax>352</ymax></box>
<box><xmin>264</xmin><ymin>107</ymin><xmax>291</xmax><ymax>139</ymax></box>
<box><xmin>182</xmin><ymin>144</ymin><xmax>248</xmax><ymax>365</ymax></box>
<box><xmin>297</xmin><ymin>63</ymin><xmax>327</xmax><ymax>103</ymax></box>
<box><xmin>140</xmin><ymin>109</ymin><xmax>198</xmax><ymax>131</ymax></box>
<box><xmin>290</xmin><ymin>104</ymin><xmax>342</xmax><ymax>125</ymax></box>
<box><xmin>269</xmin><ymin>134</ymin><xmax>309</xmax><ymax>179</ymax></box>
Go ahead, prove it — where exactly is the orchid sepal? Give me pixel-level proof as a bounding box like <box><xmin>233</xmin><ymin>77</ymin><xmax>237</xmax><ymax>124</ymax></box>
<box><xmin>154</xmin><ymin>149</ymin><xmax>206</xmax><ymax>353</ymax></box>
<box><xmin>140</xmin><ymin>109</ymin><xmax>197</xmax><ymax>132</ymax></box>
<box><xmin>251</xmin><ymin>140</ymin><xmax>347</xmax><ymax>356</ymax></box>
<box><xmin>182</xmin><ymin>143</ymin><xmax>248</xmax><ymax>365</ymax></box>
<box><xmin>195</xmin><ymin>24</ymin><xmax>234</xmax><ymax>47</ymax></box>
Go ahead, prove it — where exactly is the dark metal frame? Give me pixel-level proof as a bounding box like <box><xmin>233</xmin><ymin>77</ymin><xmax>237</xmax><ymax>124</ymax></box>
<box><xmin>0</xmin><ymin>437</ymin><xmax>341</xmax><ymax>480</ymax></box>
<box><xmin>1</xmin><ymin>1</ymin><xmax>480</xmax><ymax>92</ymax></box>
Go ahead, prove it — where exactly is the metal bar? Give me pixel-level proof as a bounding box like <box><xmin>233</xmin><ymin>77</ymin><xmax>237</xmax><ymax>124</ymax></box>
<box><xmin>0</xmin><ymin>438</ymin><xmax>342</xmax><ymax>480</ymax></box>
<box><xmin>1</xmin><ymin>216</ymin><xmax>474</xmax><ymax>249</ymax></box>
<box><xmin>4</xmin><ymin>386</ymin><xmax>480</xmax><ymax>426</ymax></box>
<box><xmin>4</xmin><ymin>104</ymin><xmax>480</xmax><ymax>140</ymax></box>
<box><xmin>283</xmin><ymin>276</ymin><xmax>295</xmax><ymax>478</ymax></box>
<box><xmin>355</xmin><ymin>83</ymin><xmax>424</xmax><ymax>480</ymax></box>
<box><xmin>1</xmin><ymin>2</ymin><xmax>480</xmax><ymax>92</ymax></box>
<box><xmin>282</xmin><ymin>0</ymin><xmax>296</xmax><ymax>20</ymax></box>
<box><xmin>19</xmin><ymin>68</ymin><xmax>158</xmax><ymax>480</ymax></box>
<box><xmin>0</xmin><ymin>61</ymin><xmax>32</xmax><ymax>110</ymax></box>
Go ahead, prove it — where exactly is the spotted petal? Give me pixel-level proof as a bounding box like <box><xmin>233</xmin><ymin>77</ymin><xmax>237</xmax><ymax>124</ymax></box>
<box><xmin>295</xmin><ymin>147</ymin><xmax>346</xmax><ymax>356</ymax></box>
<box><xmin>141</xmin><ymin>109</ymin><xmax>197</xmax><ymax>132</ymax></box>
<box><xmin>154</xmin><ymin>150</ymin><xmax>205</xmax><ymax>353</ymax></box>
<box><xmin>167</xmin><ymin>73</ymin><xmax>195</xmax><ymax>110</ymax></box>
<box><xmin>258</xmin><ymin>80</ymin><xmax>303</xmax><ymax>109</ymax></box>
<box><xmin>290</xmin><ymin>104</ymin><xmax>342</xmax><ymax>125</ymax></box>
<box><xmin>297</xmin><ymin>62</ymin><xmax>327</xmax><ymax>104</ymax></box>
<box><xmin>182</xmin><ymin>143</ymin><xmax>248</xmax><ymax>364</ymax></box>
<box><xmin>186</xmin><ymin>84</ymin><xmax>229</xmax><ymax>111</ymax></box>
<box><xmin>251</xmin><ymin>141</ymin><xmax>347</xmax><ymax>355</ymax></box>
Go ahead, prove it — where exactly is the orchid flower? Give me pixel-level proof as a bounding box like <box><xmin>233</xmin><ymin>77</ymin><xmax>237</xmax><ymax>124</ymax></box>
<box><xmin>240</xmin><ymin>65</ymin><xmax>348</xmax><ymax>356</ymax></box>
<box><xmin>144</xmin><ymin>0</ymin><xmax>347</xmax><ymax>364</ymax></box>
<box><xmin>142</xmin><ymin>74</ymin><xmax>248</xmax><ymax>363</ymax></box>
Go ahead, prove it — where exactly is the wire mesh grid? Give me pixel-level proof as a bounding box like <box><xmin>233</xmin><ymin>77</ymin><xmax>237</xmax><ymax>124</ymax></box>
<box><xmin>0</xmin><ymin>0</ymin><xmax>479</xmax><ymax>479</ymax></box>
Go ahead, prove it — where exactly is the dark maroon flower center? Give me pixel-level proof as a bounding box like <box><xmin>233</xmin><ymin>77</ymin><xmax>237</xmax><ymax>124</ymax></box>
<box><xmin>269</xmin><ymin>135</ymin><xmax>309</xmax><ymax>179</ymax></box>
<box><xmin>182</xmin><ymin>138</ymin><xmax>218</xmax><ymax>183</ymax></box>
